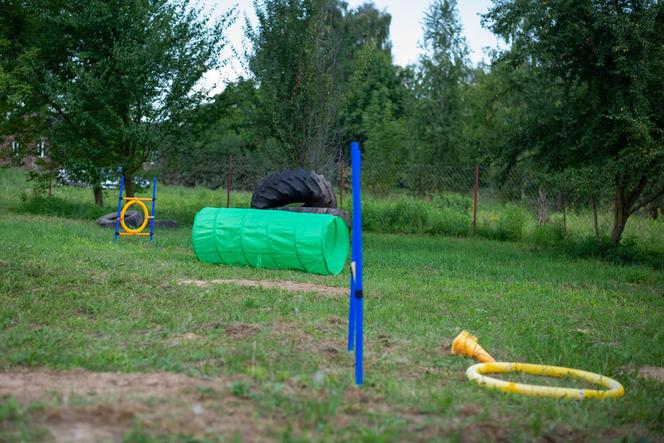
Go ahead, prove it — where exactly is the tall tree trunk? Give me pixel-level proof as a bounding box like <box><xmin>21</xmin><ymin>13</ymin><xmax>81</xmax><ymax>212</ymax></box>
<box><xmin>93</xmin><ymin>185</ymin><xmax>104</xmax><ymax>207</ymax></box>
<box><xmin>124</xmin><ymin>175</ymin><xmax>135</xmax><ymax>198</ymax></box>
<box><xmin>590</xmin><ymin>195</ymin><xmax>600</xmax><ymax>241</ymax></box>
<box><xmin>611</xmin><ymin>179</ymin><xmax>628</xmax><ymax>244</ymax></box>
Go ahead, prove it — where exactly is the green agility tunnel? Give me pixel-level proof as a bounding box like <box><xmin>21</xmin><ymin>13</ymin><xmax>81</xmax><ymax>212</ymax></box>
<box><xmin>192</xmin><ymin>208</ymin><xmax>349</xmax><ymax>275</ymax></box>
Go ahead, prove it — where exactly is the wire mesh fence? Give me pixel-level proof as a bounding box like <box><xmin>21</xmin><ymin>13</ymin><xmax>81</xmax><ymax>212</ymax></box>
<box><xmin>221</xmin><ymin>154</ymin><xmax>560</xmax><ymax>220</ymax></box>
<box><xmin>219</xmin><ymin>151</ymin><xmax>664</xmax><ymax>244</ymax></box>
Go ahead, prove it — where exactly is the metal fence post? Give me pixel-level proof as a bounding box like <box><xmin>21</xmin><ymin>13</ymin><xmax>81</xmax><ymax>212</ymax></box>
<box><xmin>227</xmin><ymin>154</ymin><xmax>232</xmax><ymax>208</ymax></box>
<box><xmin>114</xmin><ymin>175</ymin><xmax>124</xmax><ymax>242</ymax></box>
<box><xmin>473</xmin><ymin>163</ymin><xmax>479</xmax><ymax>236</ymax></box>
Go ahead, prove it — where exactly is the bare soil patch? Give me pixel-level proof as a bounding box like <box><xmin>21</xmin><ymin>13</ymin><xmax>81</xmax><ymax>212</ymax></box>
<box><xmin>167</xmin><ymin>332</ymin><xmax>206</xmax><ymax>343</ymax></box>
<box><xmin>0</xmin><ymin>369</ymin><xmax>213</xmax><ymax>402</ymax></box>
<box><xmin>638</xmin><ymin>366</ymin><xmax>664</xmax><ymax>383</ymax></box>
<box><xmin>0</xmin><ymin>369</ymin><xmax>273</xmax><ymax>442</ymax></box>
<box><xmin>177</xmin><ymin>278</ymin><xmax>346</xmax><ymax>296</ymax></box>
<box><xmin>225</xmin><ymin>322</ymin><xmax>260</xmax><ymax>338</ymax></box>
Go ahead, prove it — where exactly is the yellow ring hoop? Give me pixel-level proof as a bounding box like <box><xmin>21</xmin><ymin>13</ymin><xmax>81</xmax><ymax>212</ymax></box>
<box><xmin>120</xmin><ymin>199</ymin><xmax>150</xmax><ymax>234</ymax></box>
<box><xmin>466</xmin><ymin>362</ymin><xmax>624</xmax><ymax>400</ymax></box>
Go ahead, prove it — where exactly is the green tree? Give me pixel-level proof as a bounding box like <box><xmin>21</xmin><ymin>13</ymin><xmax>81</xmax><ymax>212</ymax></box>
<box><xmin>11</xmin><ymin>0</ymin><xmax>233</xmax><ymax>205</ymax></box>
<box><xmin>362</xmin><ymin>88</ymin><xmax>410</xmax><ymax>193</ymax></box>
<box><xmin>0</xmin><ymin>1</ymin><xmax>50</xmax><ymax>150</ymax></box>
<box><xmin>412</xmin><ymin>0</ymin><xmax>471</xmax><ymax>165</ymax></box>
<box><xmin>246</xmin><ymin>0</ymin><xmax>393</xmax><ymax>170</ymax></box>
<box><xmin>340</xmin><ymin>44</ymin><xmax>406</xmax><ymax>147</ymax></box>
<box><xmin>158</xmin><ymin>78</ymin><xmax>281</xmax><ymax>189</ymax></box>
<box><xmin>484</xmin><ymin>0</ymin><xmax>664</xmax><ymax>243</ymax></box>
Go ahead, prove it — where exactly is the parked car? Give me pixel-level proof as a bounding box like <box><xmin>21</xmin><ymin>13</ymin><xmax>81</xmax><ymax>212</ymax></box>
<box><xmin>101</xmin><ymin>177</ymin><xmax>150</xmax><ymax>190</ymax></box>
<box><xmin>57</xmin><ymin>168</ymin><xmax>150</xmax><ymax>190</ymax></box>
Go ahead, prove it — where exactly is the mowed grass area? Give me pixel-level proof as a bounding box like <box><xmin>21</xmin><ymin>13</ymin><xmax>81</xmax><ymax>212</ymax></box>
<box><xmin>1</xmin><ymin>168</ymin><xmax>663</xmax><ymax>442</ymax></box>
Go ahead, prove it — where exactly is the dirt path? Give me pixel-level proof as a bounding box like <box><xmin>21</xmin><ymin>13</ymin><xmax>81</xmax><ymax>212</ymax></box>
<box><xmin>177</xmin><ymin>278</ymin><xmax>346</xmax><ymax>296</ymax></box>
<box><xmin>0</xmin><ymin>369</ymin><xmax>272</xmax><ymax>443</ymax></box>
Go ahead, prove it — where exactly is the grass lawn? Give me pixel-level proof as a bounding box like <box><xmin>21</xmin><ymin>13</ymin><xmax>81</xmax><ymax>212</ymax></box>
<box><xmin>1</xmin><ymin>168</ymin><xmax>663</xmax><ymax>442</ymax></box>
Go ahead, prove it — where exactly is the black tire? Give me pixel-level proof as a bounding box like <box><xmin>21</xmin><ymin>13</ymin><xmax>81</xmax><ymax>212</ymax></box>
<box><xmin>96</xmin><ymin>211</ymin><xmax>144</xmax><ymax>229</ymax></box>
<box><xmin>251</xmin><ymin>169</ymin><xmax>337</xmax><ymax>209</ymax></box>
<box><xmin>274</xmin><ymin>207</ymin><xmax>350</xmax><ymax>228</ymax></box>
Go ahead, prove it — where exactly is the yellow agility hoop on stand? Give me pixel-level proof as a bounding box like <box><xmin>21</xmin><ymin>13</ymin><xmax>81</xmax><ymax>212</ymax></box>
<box><xmin>120</xmin><ymin>199</ymin><xmax>150</xmax><ymax>234</ymax></box>
<box><xmin>114</xmin><ymin>176</ymin><xmax>157</xmax><ymax>241</ymax></box>
<box><xmin>466</xmin><ymin>362</ymin><xmax>624</xmax><ymax>400</ymax></box>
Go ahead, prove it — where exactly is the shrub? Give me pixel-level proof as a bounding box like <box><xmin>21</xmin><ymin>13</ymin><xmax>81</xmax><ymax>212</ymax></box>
<box><xmin>389</xmin><ymin>199</ymin><xmax>429</xmax><ymax>233</ymax></box>
<box><xmin>427</xmin><ymin>207</ymin><xmax>470</xmax><ymax>237</ymax></box>
<box><xmin>19</xmin><ymin>197</ymin><xmax>107</xmax><ymax>220</ymax></box>
<box><xmin>560</xmin><ymin>234</ymin><xmax>651</xmax><ymax>266</ymax></box>
<box><xmin>530</xmin><ymin>220</ymin><xmax>566</xmax><ymax>247</ymax></box>
<box><xmin>478</xmin><ymin>203</ymin><xmax>526</xmax><ymax>241</ymax></box>
<box><xmin>362</xmin><ymin>198</ymin><xmax>430</xmax><ymax>234</ymax></box>
<box><xmin>431</xmin><ymin>193</ymin><xmax>472</xmax><ymax>213</ymax></box>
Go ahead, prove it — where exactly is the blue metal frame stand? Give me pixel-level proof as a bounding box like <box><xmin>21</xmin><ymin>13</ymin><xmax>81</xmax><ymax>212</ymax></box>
<box><xmin>149</xmin><ymin>176</ymin><xmax>157</xmax><ymax>242</ymax></box>
<box><xmin>114</xmin><ymin>176</ymin><xmax>125</xmax><ymax>242</ymax></box>
<box><xmin>113</xmin><ymin>175</ymin><xmax>157</xmax><ymax>242</ymax></box>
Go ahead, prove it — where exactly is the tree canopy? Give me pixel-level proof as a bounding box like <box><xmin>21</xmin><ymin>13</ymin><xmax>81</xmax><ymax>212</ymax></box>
<box><xmin>483</xmin><ymin>0</ymin><xmax>664</xmax><ymax>242</ymax></box>
<box><xmin>2</xmin><ymin>0</ymin><xmax>662</xmax><ymax>243</ymax></box>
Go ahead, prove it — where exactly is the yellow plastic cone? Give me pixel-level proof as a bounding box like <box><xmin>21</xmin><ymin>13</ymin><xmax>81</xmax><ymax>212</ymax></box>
<box><xmin>451</xmin><ymin>330</ymin><xmax>495</xmax><ymax>363</ymax></box>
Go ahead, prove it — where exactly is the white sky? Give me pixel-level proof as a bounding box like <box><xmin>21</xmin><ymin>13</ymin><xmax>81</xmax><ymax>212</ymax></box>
<box><xmin>201</xmin><ymin>0</ymin><xmax>501</xmax><ymax>93</ymax></box>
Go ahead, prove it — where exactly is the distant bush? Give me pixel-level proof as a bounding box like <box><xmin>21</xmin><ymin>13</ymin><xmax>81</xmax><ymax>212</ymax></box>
<box><xmin>431</xmin><ymin>193</ymin><xmax>472</xmax><ymax>213</ymax></box>
<box><xmin>477</xmin><ymin>203</ymin><xmax>526</xmax><ymax>241</ymax></box>
<box><xmin>561</xmin><ymin>234</ymin><xmax>642</xmax><ymax>265</ymax></box>
<box><xmin>362</xmin><ymin>198</ymin><xmax>429</xmax><ymax>234</ymax></box>
<box><xmin>530</xmin><ymin>219</ymin><xmax>566</xmax><ymax>247</ymax></box>
<box><xmin>362</xmin><ymin>195</ymin><xmax>470</xmax><ymax>236</ymax></box>
<box><xmin>360</xmin><ymin>195</ymin><xmax>535</xmax><ymax>241</ymax></box>
<box><xmin>427</xmin><ymin>207</ymin><xmax>470</xmax><ymax>237</ymax></box>
<box><xmin>19</xmin><ymin>197</ymin><xmax>107</xmax><ymax>220</ymax></box>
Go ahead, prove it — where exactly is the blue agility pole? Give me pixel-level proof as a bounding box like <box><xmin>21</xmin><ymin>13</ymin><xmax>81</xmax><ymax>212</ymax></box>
<box><xmin>114</xmin><ymin>175</ymin><xmax>125</xmax><ymax>242</ymax></box>
<box><xmin>149</xmin><ymin>177</ymin><xmax>157</xmax><ymax>242</ymax></box>
<box><xmin>350</xmin><ymin>141</ymin><xmax>364</xmax><ymax>385</ymax></box>
<box><xmin>347</xmin><ymin>271</ymin><xmax>356</xmax><ymax>351</ymax></box>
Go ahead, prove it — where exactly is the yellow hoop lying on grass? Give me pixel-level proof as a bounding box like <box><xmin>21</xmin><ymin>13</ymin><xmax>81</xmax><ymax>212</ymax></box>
<box><xmin>467</xmin><ymin>362</ymin><xmax>624</xmax><ymax>400</ymax></box>
<box><xmin>120</xmin><ymin>199</ymin><xmax>150</xmax><ymax>234</ymax></box>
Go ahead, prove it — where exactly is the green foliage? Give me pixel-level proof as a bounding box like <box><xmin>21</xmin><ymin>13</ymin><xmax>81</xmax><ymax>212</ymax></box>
<box><xmin>246</xmin><ymin>0</ymin><xmax>393</xmax><ymax>169</ymax></box>
<box><xmin>362</xmin><ymin>91</ymin><xmax>410</xmax><ymax>194</ymax></box>
<box><xmin>529</xmin><ymin>220</ymin><xmax>566</xmax><ymax>248</ymax></box>
<box><xmin>409</xmin><ymin>0</ymin><xmax>471</xmax><ymax>166</ymax></box>
<box><xmin>340</xmin><ymin>45</ymin><xmax>407</xmax><ymax>146</ymax></box>
<box><xmin>428</xmin><ymin>207</ymin><xmax>470</xmax><ymax>237</ymax></box>
<box><xmin>158</xmin><ymin>78</ymin><xmax>290</xmax><ymax>190</ymax></box>
<box><xmin>482</xmin><ymin>0</ymin><xmax>664</xmax><ymax>243</ymax></box>
<box><xmin>6</xmin><ymin>0</ymin><xmax>234</xmax><ymax>200</ymax></box>
<box><xmin>361</xmin><ymin>195</ymin><xmax>471</xmax><ymax>237</ymax></box>
<box><xmin>18</xmin><ymin>196</ymin><xmax>107</xmax><ymax>220</ymax></box>
<box><xmin>431</xmin><ymin>193</ymin><xmax>472</xmax><ymax>213</ymax></box>
<box><xmin>0</xmin><ymin>2</ymin><xmax>47</xmax><ymax>140</ymax></box>
<box><xmin>559</xmin><ymin>234</ymin><xmax>652</xmax><ymax>266</ymax></box>
<box><xmin>478</xmin><ymin>203</ymin><xmax>526</xmax><ymax>242</ymax></box>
